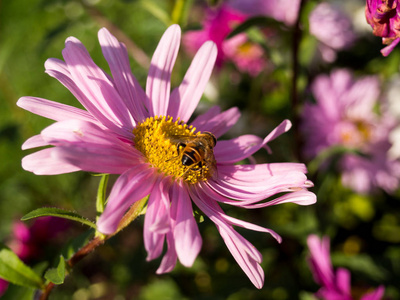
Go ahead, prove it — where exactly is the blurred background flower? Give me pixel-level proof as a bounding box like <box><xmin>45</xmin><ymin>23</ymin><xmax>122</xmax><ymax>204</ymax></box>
<box><xmin>301</xmin><ymin>69</ymin><xmax>400</xmax><ymax>194</ymax></box>
<box><xmin>309</xmin><ymin>3</ymin><xmax>356</xmax><ymax>62</ymax></box>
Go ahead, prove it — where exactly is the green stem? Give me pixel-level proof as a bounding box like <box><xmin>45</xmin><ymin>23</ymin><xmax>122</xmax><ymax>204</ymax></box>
<box><xmin>38</xmin><ymin>196</ymin><xmax>148</xmax><ymax>300</ymax></box>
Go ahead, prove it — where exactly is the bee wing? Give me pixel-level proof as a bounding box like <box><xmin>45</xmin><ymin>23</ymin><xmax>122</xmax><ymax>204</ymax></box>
<box><xmin>167</xmin><ymin>134</ymin><xmax>200</xmax><ymax>145</ymax></box>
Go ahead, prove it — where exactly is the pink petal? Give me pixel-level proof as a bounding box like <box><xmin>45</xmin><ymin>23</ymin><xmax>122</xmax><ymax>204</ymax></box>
<box><xmin>241</xmin><ymin>190</ymin><xmax>317</xmax><ymax>209</ymax></box>
<box><xmin>22</xmin><ymin>148</ymin><xmax>80</xmax><ymax>175</ymax></box>
<box><xmin>144</xmin><ymin>177</ymin><xmax>172</xmax><ymax>261</ymax></box>
<box><xmin>336</xmin><ymin>268</ymin><xmax>352</xmax><ymax>295</ymax></box>
<box><xmin>22</xmin><ymin>135</ymin><xmax>48</xmax><ymax>150</ymax></box>
<box><xmin>42</xmin><ymin>120</ymin><xmax>141</xmax><ymax>174</ymax></box>
<box><xmin>146</xmin><ymin>25</ymin><xmax>181</xmax><ymax>117</ymax></box>
<box><xmin>17</xmin><ymin>96</ymin><xmax>97</xmax><ymax>124</ymax></box>
<box><xmin>194</xmin><ymin>107</ymin><xmax>241</xmax><ymax>138</ymax></box>
<box><xmin>360</xmin><ymin>286</ymin><xmax>385</xmax><ymax>300</ymax></box>
<box><xmin>156</xmin><ymin>231</ymin><xmax>178</xmax><ymax>274</ymax></box>
<box><xmin>98</xmin><ymin>28</ymin><xmax>148</xmax><ymax>122</ymax></box>
<box><xmin>215</xmin><ymin>119</ymin><xmax>291</xmax><ymax>160</ymax></box>
<box><xmin>207</xmin><ymin>171</ymin><xmax>309</xmax><ymax>202</ymax></box>
<box><xmin>214</xmin><ymin>134</ymin><xmax>263</xmax><ymax>163</ymax></box>
<box><xmin>171</xmin><ymin>182</ymin><xmax>202</xmax><ymax>267</ymax></box>
<box><xmin>381</xmin><ymin>37</ymin><xmax>400</xmax><ymax>56</ymax></box>
<box><xmin>97</xmin><ymin>165</ymin><xmax>157</xmax><ymax>234</ymax></box>
<box><xmin>190</xmin><ymin>188</ymin><xmax>265</xmax><ymax>288</ymax></box>
<box><xmin>218</xmin><ymin>226</ymin><xmax>264</xmax><ymax>289</ymax></box>
<box><xmin>62</xmin><ymin>37</ymin><xmax>135</xmax><ymax>135</ymax></box>
<box><xmin>168</xmin><ymin>41</ymin><xmax>217</xmax><ymax>122</ymax></box>
<box><xmin>190</xmin><ymin>105</ymin><xmax>221</xmax><ymax>127</ymax></box>
<box><xmin>45</xmin><ymin>58</ymin><xmax>130</xmax><ymax>138</ymax></box>
<box><xmin>307</xmin><ymin>235</ymin><xmax>335</xmax><ymax>288</ymax></box>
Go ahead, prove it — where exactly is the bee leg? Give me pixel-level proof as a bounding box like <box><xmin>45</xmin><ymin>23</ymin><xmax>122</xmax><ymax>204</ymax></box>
<box><xmin>166</xmin><ymin>143</ymin><xmax>185</xmax><ymax>162</ymax></box>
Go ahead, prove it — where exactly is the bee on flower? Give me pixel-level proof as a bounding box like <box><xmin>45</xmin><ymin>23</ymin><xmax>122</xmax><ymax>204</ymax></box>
<box><xmin>18</xmin><ymin>24</ymin><xmax>316</xmax><ymax>288</ymax></box>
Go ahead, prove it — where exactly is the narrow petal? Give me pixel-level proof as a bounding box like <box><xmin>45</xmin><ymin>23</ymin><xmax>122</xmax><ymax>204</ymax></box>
<box><xmin>144</xmin><ymin>177</ymin><xmax>172</xmax><ymax>261</ymax></box>
<box><xmin>17</xmin><ymin>96</ymin><xmax>97</xmax><ymax>124</ymax></box>
<box><xmin>215</xmin><ymin>120</ymin><xmax>292</xmax><ymax>163</ymax></box>
<box><xmin>42</xmin><ymin>120</ymin><xmax>141</xmax><ymax>174</ymax></box>
<box><xmin>22</xmin><ymin>135</ymin><xmax>48</xmax><ymax>150</ymax></box>
<box><xmin>156</xmin><ymin>231</ymin><xmax>178</xmax><ymax>274</ymax></box>
<box><xmin>167</xmin><ymin>41</ymin><xmax>217</xmax><ymax>122</ymax></box>
<box><xmin>62</xmin><ymin>37</ymin><xmax>135</xmax><ymax>134</ymax></box>
<box><xmin>171</xmin><ymin>182</ymin><xmax>202</xmax><ymax>267</ymax></box>
<box><xmin>45</xmin><ymin>58</ymin><xmax>130</xmax><ymax>138</ymax></box>
<box><xmin>214</xmin><ymin>135</ymin><xmax>263</xmax><ymax>163</ymax></box>
<box><xmin>22</xmin><ymin>148</ymin><xmax>80</xmax><ymax>175</ymax></box>
<box><xmin>97</xmin><ymin>165</ymin><xmax>156</xmax><ymax>234</ymax></box>
<box><xmin>360</xmin><ymin>286</ymin><xmax>385</xmax><ymax>300</ymax></box>
<box><xmin>146</xmin><ymin>25</ymin><xmax>181</xmax><ymax>116</ymax></box>
<box><xmin>194</xmin><ymin>107</ymin><xmax>241</xmax><ymax>138</ymax></box>
<box><xmin>98</xmin><ymin>28</ymin><xmax>148</xmax><ymax>122</ymax></box>
<box><xmin>190</xmin><ymin>188</ymin><xmax>265</xmax><ymax>288</ymax></box>
<box><xmin>190</xmin><ymin>105</ymin><xmax>221</xmax><ymax>128</ymax></box>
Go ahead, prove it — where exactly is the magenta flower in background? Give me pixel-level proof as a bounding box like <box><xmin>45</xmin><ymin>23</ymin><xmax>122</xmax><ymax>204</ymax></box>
<box><xmin>309</xmin><ymin>3</ymin><xmax>356</xmax><ymax>63</ymax></box>
<box><xmin>307</xmin><ymin>235</ymin><xmax>385</xmax><ymax>300</ymax></box>
<box><xmin>183</xmin><ymin>4</ymin><xmax>267</xmax><ymax>76</ymax></box>
<box><xmin>228</xmin><ymin>0</ymin><xmax>301</xmax><ymax>26</ymax></box>
<box><xmin>365</xmin><ymin>0</ymin><xmax>400</xmax><ymax>56</ymax></box>
<box><xmin>183</xmin><ymin>4</ymin><xmax>246</xmax><ymax>67</ymax></box>
<box><xmin>18</xmin><ymin>24</ymin><xmax>316</xmax><ymax>288</ymax></box>
<box><xmin>301</xmin><ymin>69</ymin><xmax>400</xmax><ymax>194</ymax></box>
<box><xmin>222</xmin><ymin>33</ymin><xmax>266</xmax><ymax>77</ymax></box>
<box><xmin>9</xmin><ymin>217</ymin><xmax>69</xmax><ymax>262</ymax></box>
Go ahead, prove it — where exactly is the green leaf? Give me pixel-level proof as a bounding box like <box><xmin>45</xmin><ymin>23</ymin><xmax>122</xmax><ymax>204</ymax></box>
<box><xmin>96</xmin><ymin>174</ymin><xmax>109</xmax><ymax>219</ymax></box>
<box><xmin>21</xmin><ymin>207</ymin><xmax>97</xmax><ymax>229</ymax></box>
<box><xmin>44</xmin><ymin>256</ymin><xmax>65</xmax><ymax>285</ymax></box>
<box><xmin>0</xmin><ymin>244</ymin><xmax>44</xmax><ymax>289</ymax></box>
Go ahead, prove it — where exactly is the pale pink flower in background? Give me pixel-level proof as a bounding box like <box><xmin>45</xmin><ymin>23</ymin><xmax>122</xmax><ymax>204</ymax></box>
<box><xmin>222</xmin><ymin>33</ymin><xmax>266</xmax><ymax>76</ymax></box>
<box><xmin>309</xmin><ymin>3</ymin><xmax>356</xmax><ymax>63</ymax></box>
<box><xmin>228</xmin><ymin>0</ymin><xmax>301</xmax><ymax>26</ymax></box>
<box><xmin>307</xmin><ymin>235</ymin><xmax>385</xmax><ymax>300</ymax></box>
<box><xmin>301</xmin><ymin>69</ymin><xmax>400</xmax><ymax>194</ymax></box>
<box><xmin>18</xmin><ymin>24</ymin><xmax>316</xmax><ymax>288</ymax></box>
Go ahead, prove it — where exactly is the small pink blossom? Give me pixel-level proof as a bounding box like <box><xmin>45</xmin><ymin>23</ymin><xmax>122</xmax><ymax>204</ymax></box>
<box><xmin>301</xmin><ymin>69</ymin><xmax>400</xmax><ymax>194</ymax></box>
<box><xmin>309</xmin><ymin>3</ymin><xmax>356</xmax><ymax>63</ymax></box>
<box><xmin>365</xmin><ymin>0</ymin><xmax>400</xmax><ymax>56</ymax></box>
<box><xmin>307</xmin><ymin>235</ymin><xmax>385</xmax><ymax>300</ymax></box>
<box><xmin>18</xmin><ymin>25</ymin><xmax>316</xmax><ymax>288</ymax></box>
<box><xmin>222</xmin><ymin>33</ymin><xmax>266</xmax><ymax>76</ymax></box>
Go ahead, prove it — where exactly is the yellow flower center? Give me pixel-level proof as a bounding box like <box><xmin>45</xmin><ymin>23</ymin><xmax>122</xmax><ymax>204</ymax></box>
<box><xmin>133</xmin><ymin>116</ymin><xmax>216</xmax><ymax>184</ymax></box>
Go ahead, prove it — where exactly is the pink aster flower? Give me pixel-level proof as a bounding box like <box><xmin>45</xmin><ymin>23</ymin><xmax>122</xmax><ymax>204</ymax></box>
<box><xmin>309</xmin><ymin>3</ymin><xmax>356</xmax><ymax>63</ymax></box>
<box><xmin>365</xmin><ymin>0</ymin><xmax>400</xmax><ymax>56</ymax></box>
<box><xmin>18</xmin><ymin>24</ymin><xmax>316</xmax><ymax>288</ymax></box>
<box><xmin>301</xmin><ymin>69</ymin><xmax>400</xmax><ymax>194</ymax></box>
<box><xmin>228</xmin><ymin>0</ymin><xmax>301</xmax><ymax>26</ymax></box>
<box><xmin>307</xmin><ymin>235</ymin><xmax>385</xmax><ymax>300</ymax></box>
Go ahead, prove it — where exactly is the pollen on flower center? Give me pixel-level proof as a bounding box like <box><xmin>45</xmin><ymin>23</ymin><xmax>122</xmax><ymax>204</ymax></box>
<box><xmin>132</xmin><ymin>116</ymin><xmax>216</xmax><ymax>184</ymax></box>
